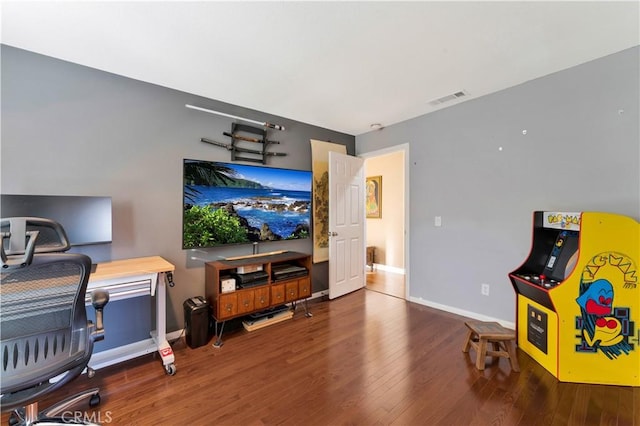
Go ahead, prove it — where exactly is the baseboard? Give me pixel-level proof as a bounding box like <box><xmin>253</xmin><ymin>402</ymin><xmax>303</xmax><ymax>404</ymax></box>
<box><xmin>310</xmin><ymin>289</ymin><xmax>329</xmax><ymax>299</ymax></box>
<box><xmin>369</xmin><ymin>263</ymin><xmax>405</xmax><ymax>274</ymax></box>
<box><xmin>408</xmin><ymin>296</ymin><xmax>516</xmax><ymax>330</ymax></box>
<box><xmin>367</xmin><ymin>266</ymin><xmax>510</xmax><ymax>329</ymax></box>
<box><xmin>167</xmin><ymin>329</ymin><xmax>184</xmax><ymax>342</ymax></box>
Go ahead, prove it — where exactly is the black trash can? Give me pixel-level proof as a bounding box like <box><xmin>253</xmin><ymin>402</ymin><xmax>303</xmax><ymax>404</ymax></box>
<box><xmin>183</xmin><ymin>296</ymin><xmax>209</xmax><ymax>349</ymax></box>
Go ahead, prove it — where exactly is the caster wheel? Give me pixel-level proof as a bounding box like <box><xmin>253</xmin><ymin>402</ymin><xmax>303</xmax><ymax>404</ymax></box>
<box><xmin>8</xmin><ymin>411</ymin><xmax>22</xmax><ymax>426</ymax></box>
<box><xmin>89</xmin><ymin>393</ymin><xmax>101</xmax><ymax>407</ymax></box>
<box><xmin>165</xmin><ymin>364</ymin><xmax>176</xmax><ymax>376</ymax></box>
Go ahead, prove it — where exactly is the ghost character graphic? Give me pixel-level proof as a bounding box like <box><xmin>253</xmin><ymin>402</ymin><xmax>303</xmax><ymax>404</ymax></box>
<box><xmin>575</xmin><ymin>252</ymin><xmax>635</xmax><ymax>360</ymax></box>
<box><xmin>576</xmin><ymin>279</ymin><xmax>613</xmax><ymax>316</ymax></box>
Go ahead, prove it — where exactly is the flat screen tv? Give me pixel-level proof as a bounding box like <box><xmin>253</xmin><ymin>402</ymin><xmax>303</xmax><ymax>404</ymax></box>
<box><xmin>183</xmin><ymin>159</ymin><xmax>312</xmax><ymax>249</ymax></box>
<box><xmin>0</xmin><ymin>194</ymin><xmax>112</xmax><ymax>246</ymax></box>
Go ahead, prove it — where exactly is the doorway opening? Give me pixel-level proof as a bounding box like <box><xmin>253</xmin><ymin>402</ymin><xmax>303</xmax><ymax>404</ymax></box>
<box><xmin>360</xmin><ymin>144</ymin><xmax>409</xmax><ymax>299</ymax></box>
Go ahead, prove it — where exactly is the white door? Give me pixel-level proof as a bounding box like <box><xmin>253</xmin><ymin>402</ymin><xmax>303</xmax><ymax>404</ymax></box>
<box><xmin>328</xmin><ymin>152</ymin><xmax>365</xmax><ymax>299</ymax></box>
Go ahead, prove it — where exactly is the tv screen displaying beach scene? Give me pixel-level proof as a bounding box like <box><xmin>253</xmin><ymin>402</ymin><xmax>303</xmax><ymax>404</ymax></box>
<box><xmin>183</xmin><ymin>159</ymin><xmax>312</xmax><ymax>249</ymax></box>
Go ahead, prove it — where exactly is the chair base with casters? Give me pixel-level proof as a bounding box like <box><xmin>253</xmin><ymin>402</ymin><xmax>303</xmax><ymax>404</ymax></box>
<box><xmin>8</xmin><ymin>386</ymin><xmax>100</xmax><ymax>426</ymax></box>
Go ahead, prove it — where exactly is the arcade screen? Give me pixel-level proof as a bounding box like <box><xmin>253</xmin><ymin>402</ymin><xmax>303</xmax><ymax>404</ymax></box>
<box><xmin>543</xmin><ymin>230</ymin><xmax>579</xmax><ymax>282</ymax></box>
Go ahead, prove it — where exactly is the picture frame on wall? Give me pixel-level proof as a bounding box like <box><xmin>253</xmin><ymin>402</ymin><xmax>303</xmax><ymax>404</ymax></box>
<box><xmin>366</xmin><ymin>176</ymin><xmax>382</xmax><ymax>219</ymax></box>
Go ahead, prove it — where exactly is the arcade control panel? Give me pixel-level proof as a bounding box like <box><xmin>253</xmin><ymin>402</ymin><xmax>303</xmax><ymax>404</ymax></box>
<box><xmin>514</xmin><ymin>273</ymin><xmax>560</xmax><ymax>290</ymax></box>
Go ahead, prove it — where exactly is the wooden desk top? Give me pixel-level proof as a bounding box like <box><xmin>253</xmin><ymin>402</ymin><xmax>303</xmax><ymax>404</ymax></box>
<box><xmin>89</xmin><ymin>256</ymin><xmax>174</xmax><ymax>282</ymax></box>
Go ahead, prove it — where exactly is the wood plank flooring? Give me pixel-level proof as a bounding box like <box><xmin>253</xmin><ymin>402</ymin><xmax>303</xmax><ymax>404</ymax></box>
<box><xmin>3</xmin><ymin>289</ymin><xmax>638</xmax><ymax>425</ymax></box>
<box><xmin>366</xmin><ymin>269</ymin><xmax>405</xmax><ymax>299</ymax></box>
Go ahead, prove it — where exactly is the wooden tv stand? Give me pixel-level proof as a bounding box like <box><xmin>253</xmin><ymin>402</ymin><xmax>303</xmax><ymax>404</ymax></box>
<box><xmin>205</xmin><ymin>251</ymin><xmax>312</xmax><ymax>347</ymax></box>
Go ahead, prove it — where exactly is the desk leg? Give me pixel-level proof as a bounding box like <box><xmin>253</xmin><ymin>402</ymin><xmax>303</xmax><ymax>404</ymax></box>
<box><xmin>150</xmin><ymin>272</ymin><xmax>176</xmax><ymax>375</ymax></box>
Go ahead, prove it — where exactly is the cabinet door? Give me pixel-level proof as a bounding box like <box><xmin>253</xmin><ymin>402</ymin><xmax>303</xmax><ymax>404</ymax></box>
<box><xmin>285</xmin><ymin>281</ymin><xmax>299</xmax><ymax>302</ymax></box>
<box><xmin>237</xmin><ymin>289</ymin><xmax>255</xmax><ymax>314</ymax></box>
<box><xmin>254</xmin><ymin>287</ymin><xmax>270</xmax><ymax>310</ymax></box>
<box><xmin>299</xmin><ymin>277</ymin><xmax>311</xmax><ymax>299</ymax></box>
<box><xmin>271</xmin><ymin>283</ymin><xmax>285</xmax><ymax>306</ymax></box>
<box><xmin>218</xmin><ymin>293</ymin><xmax>238</xmax><ymax>319</ymax></box>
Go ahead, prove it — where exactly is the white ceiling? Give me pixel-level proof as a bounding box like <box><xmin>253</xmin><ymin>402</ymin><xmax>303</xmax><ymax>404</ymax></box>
<box><xmin>2</xmin><ymin>1</ymin><xmax>638</xmax><ymax>135</ymax></box>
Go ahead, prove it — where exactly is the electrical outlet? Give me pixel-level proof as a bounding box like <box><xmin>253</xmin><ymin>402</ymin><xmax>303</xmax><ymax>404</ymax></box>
<box><xmin>481</xmin><ymin>283</ymin><xmax>490</xmax><ymax>296</ymax></box>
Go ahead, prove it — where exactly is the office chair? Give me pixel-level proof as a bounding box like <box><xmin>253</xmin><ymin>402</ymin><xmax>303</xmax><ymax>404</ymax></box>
<box><xmin>0</xmin><ymin>217</ymin><xmax>109</xmax><ymax>425</ymax></box>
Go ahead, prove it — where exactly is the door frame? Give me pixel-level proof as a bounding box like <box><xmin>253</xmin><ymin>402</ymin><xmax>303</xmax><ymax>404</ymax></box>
<box><xmin>358</xmin><ymin>143</ymin><xmax>410</xmax><ymax>300</ymax></box>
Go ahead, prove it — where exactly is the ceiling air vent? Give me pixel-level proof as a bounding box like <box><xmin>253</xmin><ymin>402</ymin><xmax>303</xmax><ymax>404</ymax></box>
<box><xmin>428</xmin><ymin>90</ymin><xmax>468</xmax><ymax>107</ymax></box>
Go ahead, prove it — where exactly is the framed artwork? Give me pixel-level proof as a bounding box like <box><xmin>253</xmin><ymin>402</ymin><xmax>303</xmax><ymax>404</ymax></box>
<box><xmin>366</xmin><ymin>176</ymin><xmax>382</xmax><ymax>219</ymax></box>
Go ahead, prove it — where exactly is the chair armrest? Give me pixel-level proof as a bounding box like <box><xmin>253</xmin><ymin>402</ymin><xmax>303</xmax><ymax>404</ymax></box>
<box><xmin>91</xmin><ymin>289</ymin><xmax>109</xmax><ymax>342</ymax></box>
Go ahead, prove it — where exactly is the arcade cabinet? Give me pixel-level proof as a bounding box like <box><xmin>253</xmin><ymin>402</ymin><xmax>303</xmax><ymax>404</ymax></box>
<box><xmin>510</xmin><ymin>211</ymin><xmax>639</xmax><ymax>386</ymax></box>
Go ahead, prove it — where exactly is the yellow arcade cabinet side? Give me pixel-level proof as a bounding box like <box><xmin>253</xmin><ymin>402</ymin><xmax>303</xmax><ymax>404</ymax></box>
<box><xmin>553</xmin><ymin>212</ymin><xmax>639</xmax><ymax>385</ymax></box>
<box><xmin>510</xmin><ymin>211</ymin><xmax>639</xmax><ymax>386</ymax></box>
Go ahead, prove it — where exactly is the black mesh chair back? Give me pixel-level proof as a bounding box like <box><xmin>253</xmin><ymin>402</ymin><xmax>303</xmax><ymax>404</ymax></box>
<box><xmin>1</xmin><ymin>253</ymin><xmax>93</xmax><ymax>409</ymax></box>
<box><xmin>0</xmin><ymin>217</ymin><xmax>108</xmax><ymax>424</ymax></box>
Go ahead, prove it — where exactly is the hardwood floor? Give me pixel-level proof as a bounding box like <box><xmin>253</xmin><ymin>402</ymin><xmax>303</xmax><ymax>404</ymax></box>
<box><xmin>4</xmin><ymin>289</ymin><xmax>638</xmax><ymax>425</ymax></box>
<box><xmin>366</xmin><ymin>269</ymin><xmax>405</xmax><ymax>299</ymax></box>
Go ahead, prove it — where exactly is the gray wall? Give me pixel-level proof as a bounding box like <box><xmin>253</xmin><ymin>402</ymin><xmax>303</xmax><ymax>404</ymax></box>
<box><xmin>356</xmin><ymin>46</ymin><xmax>639</xmax><ymax>323</ymax></box>
<box><xmin>1</xmin><ymin>45</ymin><xmax>355</xmax><ymax>332</ymax></box>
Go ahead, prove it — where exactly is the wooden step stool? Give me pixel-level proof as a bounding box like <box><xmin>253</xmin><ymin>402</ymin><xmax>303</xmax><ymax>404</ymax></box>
<box><xmin>462</xmin><ymin>321</ymin><xmax>520</xmax><ymax>372</ymax></box>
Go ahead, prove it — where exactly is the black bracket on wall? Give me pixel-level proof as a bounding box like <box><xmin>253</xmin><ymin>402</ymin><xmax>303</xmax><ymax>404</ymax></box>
<box><xmin>201</xmin><ymin>123</ymin><xmax>286</xmax><ymax>164</ymax></box>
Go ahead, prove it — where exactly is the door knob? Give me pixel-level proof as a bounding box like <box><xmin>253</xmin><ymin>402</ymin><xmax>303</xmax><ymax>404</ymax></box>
<box><xmin>328</xmin><ymin>231</ymin><xmax>338</xmax><ymax>237</ymax></box>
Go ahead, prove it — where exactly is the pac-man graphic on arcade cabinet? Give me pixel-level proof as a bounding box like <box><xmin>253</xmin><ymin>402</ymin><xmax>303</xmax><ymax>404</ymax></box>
<box><xmin>511</xmin><ymin>211</ymin><xmax>639</xmax><ymax>386</ymax></box>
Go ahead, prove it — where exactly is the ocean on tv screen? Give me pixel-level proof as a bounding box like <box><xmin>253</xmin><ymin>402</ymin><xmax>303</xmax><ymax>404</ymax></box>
<box><xmin>183</xmin><ymin>160</ymin><xmax>312</xmax><ymax>248</ymax></box>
